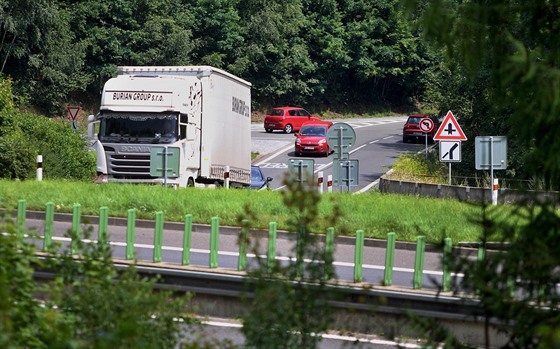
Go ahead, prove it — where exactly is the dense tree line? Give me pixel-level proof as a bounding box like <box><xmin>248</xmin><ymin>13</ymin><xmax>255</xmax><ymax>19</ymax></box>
<box><xmin>0</xmin><ymin>0</ymin><xmax>431</xmax><ymax>115</ymax></box>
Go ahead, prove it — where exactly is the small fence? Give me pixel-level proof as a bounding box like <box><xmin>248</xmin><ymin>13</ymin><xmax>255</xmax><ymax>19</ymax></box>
<box><xmin>13</xmin><ymin>199</ymin><xmax>486</xmax><ymax>292</ymax></box>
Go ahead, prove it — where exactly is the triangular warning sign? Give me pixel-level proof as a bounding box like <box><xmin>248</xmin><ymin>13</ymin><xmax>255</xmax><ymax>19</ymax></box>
<box><xmin>433</xmin><ymin>110</ymin><xmax>467</xmax><ymax>141</ymax></box>
<box><xmin>67</xmin><ymin>106</ymin><xmax>80</xmax><ymax>121</ymax></box>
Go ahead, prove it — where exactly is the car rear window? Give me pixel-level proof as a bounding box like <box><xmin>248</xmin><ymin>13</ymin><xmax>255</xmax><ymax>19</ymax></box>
<box><xmin>269</xmin><ymin>109</ymin><xmax>284</xmax><ymax>116</ymax></box>
<box><xmin>406</xmin><ymin>117</ymin><xmax>423</xmax><ymax>124</ymax></box>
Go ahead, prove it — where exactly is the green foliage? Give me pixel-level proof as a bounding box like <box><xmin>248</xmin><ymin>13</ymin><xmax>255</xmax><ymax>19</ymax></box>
<box><xmin>241</xmin><ymin>177</ymin><xmax>337</xmax><ymax>349</ymax></box>
<box><xmin>0</xmin><ymin>107</ymin><xmax>96</xmax><ymax>180</ymax></box>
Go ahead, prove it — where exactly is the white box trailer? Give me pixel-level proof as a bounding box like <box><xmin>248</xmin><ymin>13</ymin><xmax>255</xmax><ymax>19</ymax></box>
<box><xmin>88</xmin><ymin>66</ymin><xmax>252</xmax><ymax>187</ymax></box>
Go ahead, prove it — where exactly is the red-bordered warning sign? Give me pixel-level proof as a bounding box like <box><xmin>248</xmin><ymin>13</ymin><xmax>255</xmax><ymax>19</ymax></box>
<box><xmin>434</xmin><ymin>110</ymin><xmax>467</xmax><ymax>141</ymax></box>
<box><xmin>67</xmin><ymin>106</ymin><xmax>80</xmax><ymax>121</ymax></box>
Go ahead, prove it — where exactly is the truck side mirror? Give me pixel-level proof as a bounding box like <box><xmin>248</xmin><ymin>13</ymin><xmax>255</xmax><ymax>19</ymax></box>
<box><xmin>87</xmin><ymin>115</ymin><xmax>97</xmax><ymax>139</ymax></box>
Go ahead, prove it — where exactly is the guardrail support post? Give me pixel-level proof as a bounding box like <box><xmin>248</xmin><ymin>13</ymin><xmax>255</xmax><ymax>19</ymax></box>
<box><xmin>182</xmin><ymin>214</ymin><xmax>193</xmax><ymax>265</ymax></box>
<box><xmin>71</xmin><ymin>204</ymin><xmax>81</xmax><ymax>254</ymax></box>
<box><xmin>126</xmin><ymin>209</ymin><xmax>136</xmax><ymax>260</ymax></box>
<box><xmin>267</xmin><ymin>222</ymin><xmax>277</xmax><ymax>272</ymax></box>
<box><xmin>17</xmin><ymin>199</ymin><xmax>26</xmax><ymax>239</ymax></box>
<box><xmin>324</xmin><ymin>227</ymin><xmax>335</xmax><ymax>280</ymax></box>
<box><xmin>43</xmin><ymin>202</ymin><xmax>54</xmax><ymax>251</ymax></box>
<box><xmin>98</xmin><ymin>207</ymin><xmax>109</xmax><ymax>246</ymax></box>
<box><xmin>443</xmin><ymin>237</ymin><xmax>452</xmax><ymax>292</ymax></box>
<box><xmin>413</xmin><ymin>235</ymin><xmax>426</xmax><ymax>289</ymax></box>
<box><xmin>153</xmin><ymin>211</ymin><xmax>164</xmax><ymax>263</ymax></box>
<box><xmin>354</xmin><ymin>230</ymin><xmax>364</xmax><ymax>282</ymax></box>
<box><xmin>210</xmin><ymin>217</ymin><xmax>219</xmax><ymax>268</ymax></box>
<box><xmin>238</xmin><ymin>219</ymin><xmax>249</xmax><ymax>271</ymax></box>
<box><xmin>384</xmin><ymin>232</ymin><xmax>396</xmax><ymax>286</ymax></box>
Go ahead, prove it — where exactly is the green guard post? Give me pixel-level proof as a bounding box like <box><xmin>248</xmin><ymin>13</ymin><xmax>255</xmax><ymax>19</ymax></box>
<box><xmin>70</xmin><ymin>204</ymin><xmax>81</xmax><ymax>254</ymax></box>
<box><xmin>43</xmin><ymin>202</ymin><xmax>54</xmax><ymax>251</ymax></box>
<box><xmin>324</xmin><ymin>227</ymin><xmax>335</xmax><ymax>280</ymax></box>
<box><xmin>413</xmin><ymin>235</ymin><xmax>426</xmax><ymax>289</ymax></box>
<box><xmin>354</xmin><ymin>230</ymin><xmax>364</xmax><ymax>283</ymax></box>
<box><xmin>182</xmin><ymin>214</ymin><xmax>193</xmax><ymax>265</ymax></box>
<box><xmin>237</xmin><ymin>219</ymin><xmax>249</xmax><ymax>271</ymax></box>
<box><xmin>153</xmin><ymin>211</ymin><xmax>163</xmax><ymax>262</ymax></box>
<box><xmin>98</xmin><ymin>207</ymin><xmax>109</xmax><ymax>246</ymax></box>
<box><xmin>443</xmin><ymin>237</ymin><xmax>452</xmax><ymax>292</ymax></box>
<box><xmin>383</xmin><ymin>232</ymin><xmax>396</xmax><ymax>286</ymax></box>
<box><xmin>17</xmin><ymin>199</ymin><xmax>26</xmax><ymax>239</ymax></box>
<box><xmin>210</xmin><ymin>217</ymin><xmax>219</xmax><ymax>268</ymax></box>
<box><xmin>267</xmin><ymin>222</ymin><xmax>277</xmax><ymax>272</ymax></box>
<box><xmin>126</xmin><ymin>209</ymin><xmax>136</xmax><ymax>260</ymax></box>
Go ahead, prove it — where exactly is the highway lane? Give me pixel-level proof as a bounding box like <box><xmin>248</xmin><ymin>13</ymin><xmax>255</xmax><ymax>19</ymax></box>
<box><xmin>251</xmin><ymin>116</ymin><xmax>427</xmax><ymax>192</ymax></box>
<box><xmin>25</xmin><ymin>215</ymin><xmax>462</xmax><ymax>292</ymax></box>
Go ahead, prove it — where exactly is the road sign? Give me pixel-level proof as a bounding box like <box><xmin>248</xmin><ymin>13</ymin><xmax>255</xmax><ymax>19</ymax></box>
<box><xmin>434</xmin><ymin>111</ymin><xmax>467</xmax><ymax>141</ymax></box>
<box><xmin>326</xmin><ymin>123</ymin><xmax>356</xmax><ymax>160</ymax></box>
<box><xmin>419</xmin><ymin>117</ymin><xmax>435</xmax><ymax>133</ymax></box>
<box><xmin>475</xmin><ymin>136</ymin><xmax>507</xmax><ymax>170</ymax></box>
<box><xmin>288</xmin><ymin>158</ymin><xmax>314</xmax><ymax>183</ymax></box>
<box><xmin>150</xmin><ymin>146</ymin><xmax>180</xmax><ymax>179</ymax></box>
<box><xmin>439</xmin><ymin>141</ymin><xmax>461</xmax><ymax>162</ymax></box>
<box><xmin>67</xmin><ymin>106</ymin><xmax>80</xmax><ymax>121</ymax></box>
<box><xmin>332</xmin><ymin>159</ymin><xmax>359</xmax><ymax>188</ymax></box>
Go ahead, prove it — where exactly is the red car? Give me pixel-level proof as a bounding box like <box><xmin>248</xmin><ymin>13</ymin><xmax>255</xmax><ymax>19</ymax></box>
<box><xmin>264</xmin><ymin>106</ymin><xmax>321</xmax><ymax>134</ymax></box>
<box><xmin>294</xmin><ymin>121</ymin><xmax>333</xmax><ymax>157</ymax></box>
<box><xmin>402</xmin><ymin>113</ymin><xmax>438</xmax><ymax>143</ymax></box>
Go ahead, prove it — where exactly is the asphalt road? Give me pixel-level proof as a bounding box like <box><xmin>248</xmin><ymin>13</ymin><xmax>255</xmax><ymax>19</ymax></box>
<box><xmin>251</xmin><ymin>116</ymin><xmax>428</xmax><ymax>192</ymax></box>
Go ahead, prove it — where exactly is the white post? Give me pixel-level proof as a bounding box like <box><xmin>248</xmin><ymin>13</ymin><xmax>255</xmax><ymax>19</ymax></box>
<box><xmin>317</xmin><ymin>171</ymin><xmax>324</xmax><ymax>193</ymax></box>
<box><xmin>492</xmin><ymin>178</ymin><xmax>498</xmax><ymax>205</ymax></box>
<box><xmin>36</xmin><ymin>155</ymin><xmax>43</xmax><ymax>181</ymax></box>
<box><xmin>327</xmin><ymin>175</ymin><xmax>333</xmax><ymax>193</ymax></box>
<box><xmin>224</xmin><ymin>166</ymin><xmax>230</xmax><ymax>189</ymax></box>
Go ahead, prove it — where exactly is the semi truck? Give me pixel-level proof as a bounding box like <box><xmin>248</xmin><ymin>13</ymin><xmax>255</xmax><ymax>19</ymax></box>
<box><xmin>87</xmin><ymin>66</ymin><xmax>252</xmax><ymax>187</ymax></box>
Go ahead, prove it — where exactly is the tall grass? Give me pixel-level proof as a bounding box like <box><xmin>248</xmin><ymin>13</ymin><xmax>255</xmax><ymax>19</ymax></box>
<box><xmin>0</xmin><ymin>179</ymin><xmax>523</xmax><ymax>244</ymax></box>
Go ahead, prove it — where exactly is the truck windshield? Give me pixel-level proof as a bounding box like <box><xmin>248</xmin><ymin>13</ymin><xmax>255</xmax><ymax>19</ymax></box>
<box><xmin>98</xmin><ymin>112</ymin><xmax>178</xmax><ymax>143</ymax></box>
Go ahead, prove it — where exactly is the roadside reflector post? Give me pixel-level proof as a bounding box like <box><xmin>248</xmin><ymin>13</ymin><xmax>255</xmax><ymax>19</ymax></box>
<box><xmin>317</xmin><ymin>171</ymin><xmax>324</xmax><ymax>193</ymax></box>
<box><xmin>210</xmin><ymin>217</ymin><xmax>219</xmax><ymax>268</ymax></box>
<box><xmin>70</xmin><ymin>204</ymin><xmax>81</xmax><ymax>255</ymax></box>
<box><xmin>267</xmin><ymin>222</ymin><xmax>277</xmax><ymax>272</ymax></box>
<box><xmin>384</xmin><ymin>232</ymin><xmax>396</xmax><ymax>286</ymax></box>
<box><xmin>182</xmin><ymin>214</ymin><xmax>193</xmax><ymax>265</ymax></box>
<box><xmin>36</xmin><ymin>155</ymin><xmax>43</xmax><ymax>181</ymax></box>
<box><xmin>224</xmin><ymin>166</ymin><xmax>230</xmax><ymax>189</ymax></box>
<box><xmin>492</xmin><ymin>178</ymin><xmax>499</xmax><ymax>205</ymax></box>
<box><xmin>153</xmin><ymin>211</ymin><xmax>164</xmax><ymax>263</ymax></box>
<box><xmin>327</xmin><ymin>175</ymin><xmax>333</xmax><ymax>193</ymax></box>
<box><xmin>354</xmin><ymin>230</ymin><xmax>364</xmax><ymax>283</ymax></box>
<box><xmin>126</xmin><ymin>209</ymin><xmax>136</xmax><ymax>260</ymax></box>
<box><xmin>413</xmin><ymin>236</ymin><xmax>426</xmax><ymax>289</ymax></box>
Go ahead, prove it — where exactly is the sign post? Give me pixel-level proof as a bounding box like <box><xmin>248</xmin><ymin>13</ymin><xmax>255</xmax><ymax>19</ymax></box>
<box><xmin>434</xmin><ymin>111</ymin><xmax>467</xmax><ymax>185</ymax></box>
<box><xmin>475</xmin><ymin>136</ymin><xmax>507</xmax><ymax>205</ymax></box>
<box><xmin>419</xmin><ymin>117</ymin><xmax>434</xmax><ymax>157</ymax></box>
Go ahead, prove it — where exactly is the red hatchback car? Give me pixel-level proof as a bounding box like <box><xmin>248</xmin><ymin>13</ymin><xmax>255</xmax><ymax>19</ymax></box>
<box><xmin>264</xmin><ymin>106</ymin><xmax>321</xmax><ymax>134</ymax></box>
<box><xmin>294</xmin><ymin>121</ymin><xmax>333</xmax><ymax>157</ymax></box>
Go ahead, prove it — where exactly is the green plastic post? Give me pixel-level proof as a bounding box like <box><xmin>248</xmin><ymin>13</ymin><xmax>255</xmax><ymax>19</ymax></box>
<box><xmin>354</xmin><ymin>230</ymin><xmax>364</xmax><ymax>283</ymax></box>
<box><xmin>267</xmin><ymin>222</ymin><xmax>277</xmax><ymax>272</ymax></box>
<box><xmin>153</xmin><ymin>211</ymin><xmax>163</xmax><ymax>263</ymax></box>
<box><xmin>384</xmin><ymin>232</ymin><xmax>396</xmax><ymax>286</ymax></box>
<box><xmin>443</xmin><ymin>237</ymin><xmax>452</xmax><ymax>292</ymax></box>
<box><xmin>70</xmin><ymin>204</ymin><xmax>81</xmax><ymax>254</ymax></box>
<box><xmin>17</xmin><ymin>199</ymin><xmax>26</xmax><ymax>238</ymax></box>
<box><xmin>182</xmin><ymin>214</ymin><xmax>193</xmax><ymax>265</ymax></box>
<box><xmin>98</xmin><ymin>207</ymin><xmax>109</xmax><ymax>245</ymax></box>
<box><xmin>324</xmin><ymin>227</ymin><xmax>335</xmax><ymax>280</ymax></box>
<box><xmin>126</xmin><ymin>209</ymin><xmax>136</xmax><ymax>260</ymax></box>
<box><xmin>43</xmin><ymin>202</ymin><xmax>54</xmax><ymax>252</ymax></box>
<box><xmin>210</xmin><ymin>217</ymin><xmax>219</xmax><ymax>268</ymax></box>
<box><xmin>237</xmin><ymin>219</ymin><xmax>249</xmax><ymax>271</ymax></box>
<box><xmin>413</xmin><ymin>236</ymin><xmax>426</xmax><ymax>289</ymax></box>
<box><xmin>478</xmin><ymin>243</ymin><xmax>486</xmax><ymax>262</ymax></box>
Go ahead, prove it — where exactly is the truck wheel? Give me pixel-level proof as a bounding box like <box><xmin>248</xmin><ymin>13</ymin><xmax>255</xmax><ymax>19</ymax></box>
<box><xmin>284</xmin><ymin>124</ymin><xmax>293</xmax><ymax>134</ymax></box>
<box><xmin>187</xmin><ymin>178</ymin><xmax>195</xmax><ymax>187</ymax></box>
<box><xmin>265</xmin><ymin>128</ymin><xmax>273</xmax><ymax>133</ymax></box>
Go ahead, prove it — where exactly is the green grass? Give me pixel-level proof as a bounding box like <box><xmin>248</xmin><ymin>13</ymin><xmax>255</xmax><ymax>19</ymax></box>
<box><xmin>0</xmin><ymin>179</ymin><xmax>528</xmax><ymax>244</ymax></box>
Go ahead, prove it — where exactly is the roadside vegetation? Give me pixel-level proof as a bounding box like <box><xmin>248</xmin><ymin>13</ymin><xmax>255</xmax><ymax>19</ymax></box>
<box><xmin>0</xmin><ymin>178</ymin><xmax>524</xmax><ymax>244</ymax></box>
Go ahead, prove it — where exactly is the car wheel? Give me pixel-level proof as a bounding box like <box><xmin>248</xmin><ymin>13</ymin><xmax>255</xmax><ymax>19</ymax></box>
<box><xmin>284</xmin><ymin>124</ymin><xmax>293</xmax><ymax>134</ymax></box>
<box><xmin>265</xmin><ymin>128</ymin><xmax>272</xmax><ymax>133</ymax></box>
<box><xmin>403</xmin><ymin>136</ymin><xmax>408</xmax><ymax>143</ymax></box>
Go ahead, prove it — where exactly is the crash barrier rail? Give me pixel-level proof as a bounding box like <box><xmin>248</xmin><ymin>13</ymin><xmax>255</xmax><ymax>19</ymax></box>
<box><xmin>14</xmin><ymin>199</ymin><xmax>483</xmax><ymax>292</ymax></box>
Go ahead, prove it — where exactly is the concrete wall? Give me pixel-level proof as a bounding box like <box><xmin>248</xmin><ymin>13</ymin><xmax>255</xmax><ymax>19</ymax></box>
<box><xmin>379</xmin><ymin>177</ymin><xmax>560</xmax><ymax>205</ymax></box>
